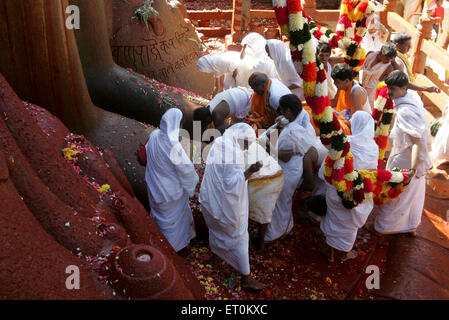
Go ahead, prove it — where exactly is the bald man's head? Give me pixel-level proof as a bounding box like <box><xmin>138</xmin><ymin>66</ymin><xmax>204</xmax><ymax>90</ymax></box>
<box><xmin>248</xmin><ymin>72</ymin><xmax>268</xmax><ymax>95</ymax></box>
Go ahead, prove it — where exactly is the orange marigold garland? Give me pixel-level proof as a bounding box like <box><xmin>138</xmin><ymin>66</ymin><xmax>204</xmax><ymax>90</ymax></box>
<box><xmin>372</xmin><ymin>82</ymin><xmax>394</xmax><ymax>169</ymax></box>
<box><xmin>305</xmin><ymin>0</ymin><xmax>371</xmax><ymax>74</ymax></box>
<box><xmin>272</xmin><ymin>0</ymin><xmax>410</xmax><ymax>209</ymax></box>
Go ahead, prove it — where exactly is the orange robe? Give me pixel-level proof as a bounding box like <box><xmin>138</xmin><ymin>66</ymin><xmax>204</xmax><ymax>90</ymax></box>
<box><xmin>335</xmin><ymin>83</ymin><xmax>353</xmax><ymax>136</ymax></box>
<box><xmin>246</xmin><ymin>78</ymin><xmax>276</xmax><ymax>129</ymax></box>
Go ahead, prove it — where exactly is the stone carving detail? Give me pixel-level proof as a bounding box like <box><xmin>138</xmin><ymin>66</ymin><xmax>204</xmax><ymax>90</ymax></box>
<box><xmin>110</xmin><ymin>0</ymin><xmax>214</xmax><ymax>97</ymax></box>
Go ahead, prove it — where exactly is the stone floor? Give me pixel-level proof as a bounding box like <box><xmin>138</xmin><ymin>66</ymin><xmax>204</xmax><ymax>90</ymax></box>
<box><xmin>186</xmin><ymin>163</ymin><xmax>449</xmax><ymax>300</ymax></box>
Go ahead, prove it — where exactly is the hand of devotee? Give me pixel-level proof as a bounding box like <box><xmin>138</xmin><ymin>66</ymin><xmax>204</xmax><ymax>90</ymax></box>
<box><xmin>250</xmin><ymin>161</ymin><xmax>263</xmax><ymax>173</ymax></box>
<box><xmin>275</xmin><ymin>115</ymin><xmax>284</xmax><ymax>123</ymax></box>
<box><xmin>245</xmin><ymin>161</ymin><xmax>263</xmax><ymax>179</ymax></box>
<box><xmin>426</xmin><ymin>86</ymin><xmax>441</xmax><ymax>93</ymax></box>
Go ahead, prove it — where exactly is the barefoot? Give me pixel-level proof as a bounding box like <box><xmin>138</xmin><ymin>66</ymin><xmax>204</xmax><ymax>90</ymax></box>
<box><xmin>242</xmin><ymin>276</ymin><xmax>265</xmax><ymax>291</ymax></box>
<box><xmin>341</xmin><ymin>250</ymin><xmax>358</xmax><ymax>262</ymax></box>
<box><xmin>209</xmin><ymin>253</ymin><xmax>218</xmax><ymax>267</ymax></box>
<box><xmin>378</xmin><ymin>235</ymin><xmax>389</xmax><ymax>246</ymax></box>
<box><xmin>320</xmin><ymin>246</ymin><xmax>334</xmax><ymax>263</ymax></box>
<box><xmin>409</xmin><ymin>230</ymin><xmax>417</xmax><ymax>237</ymax></box>
<box><xmin>256</xmin><ymin>239</ymin><xmax>265</xmax><ymax>252</ymax></box>
<box><xmin>177</xmin><ymin>247</ymin><xmax>190</xmax><ymax>259</ymax></box>
<box><xmin>249</xmin><ymin>235</ymin><xmax>258</xmax><ymax>251</ymax></box>
<box><xmin>365</xmin><ymin>223</ymin><xmax>382</xmax><ymax>237</ymax></box>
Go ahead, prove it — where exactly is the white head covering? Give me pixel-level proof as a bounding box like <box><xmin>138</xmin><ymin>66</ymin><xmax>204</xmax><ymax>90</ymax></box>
<box><xmin>348</xmin><ymin>111</ymin><xmax>379</xmax><ymax>170</ymax></box>
<box><xmin>145</xmin><ymin>108</ymin><xmax>199</xmax><ymax>203</ymax></box>
<box><xmin>159</xmin><ymin>107</ymin><xmax>182</xmax><ymax>141</ymax></box>
<box><xmin>266</xmin><ymin>39</ymin><xmax>302</xmax><ymax>88</ymax></box>
<box><xmin>197</xmin><ymin>51</ymin><xmax>241</xmax><ymax>77</ymax></box>
<box><xmin>241</xmin><ymin>32</ymin><xmax>268</xmax><ymax>59</ymax></box>
<box><xmin>223</xmin><ymin>123</ymin><xmax>256</xmax><ymax>150</ymax></box>
<box><xmin>199</xmin><ymin>123</ymin><xmax>256</xmax><ymax>227</ymax></box>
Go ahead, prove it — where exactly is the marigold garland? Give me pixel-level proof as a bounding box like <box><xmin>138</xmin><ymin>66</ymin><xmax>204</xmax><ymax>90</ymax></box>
<box><xmin>297</xmin><ymin>0</ymin><xmax>370</xmax><ymax>76</ymax></box>
<box><xmin>272</xmin><ymin>0</ymin><xmax>410</xmax><ymax>209</ymax></box>
<box><xmin>372</xmin><ymin>81</ymin><xmax>394</xmax><ymax>169</ymax></box>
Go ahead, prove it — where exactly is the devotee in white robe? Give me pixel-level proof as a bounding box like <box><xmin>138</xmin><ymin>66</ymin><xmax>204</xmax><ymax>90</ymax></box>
<box><xmin>361</xmin><ymin>14</ymin><xmax>384</xmax><ymax>54</ymax></box>
<box><xmin>206</xmin><ymin>87</ymin><xmax>253</xmax><ymax>119</ymax></box>
<box><xmin>197</xmin><ymin>51</ymin><xmax>242</xmax><ymax>93</ymax></box>
<box><xmin>145</xmin><ymin>108</ymin><xmax>199</xmax><ymax>252</ymax></box>
<box><xmin>320</xmin><ymin>111</ymin><xmax>379</xmax><ymax>261</ymax></box>
<box><xmin>265</xmin><ymin>94</ymin><xmax>316</xmax><ymax>242</ymax></box>
<box><xmin>431</xmin><ymin>103</ymin><xmax>449</xmax><ymax>168</ymax></box>
<box><xmin>237</xmin><ymin>32</ymin><xmax>280</xmax><ymax>88</ymax></box>
<box><xmin>374</xmin><ymin>71</ymin><xmax>433</xmax><ymax>235</ymax></box>
<box><xmin>199</xmin><ymin>123</ymin><xmax>265</xmax><ymax>290</ymax></box>
<box><xmin>265</xmin><ymin>39</ymin><xmax>305</xmax><ymax>101</ymax></box>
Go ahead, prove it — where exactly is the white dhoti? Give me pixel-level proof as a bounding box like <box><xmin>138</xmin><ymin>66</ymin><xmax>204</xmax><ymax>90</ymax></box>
<box><xmin>245</xmin><ymin>142</ymin><xmax>284</xmax><ymax>224</ymax></box>
<box><xmin>149</xmin><ymin>193</ymin><xmax>195</xmax><ymax>252</ymax></box>
<box><xmin>320</xmin><ymin>187</ymin><xmax>374</xmax><ymax>252</ymax></box>
<box><xmin>374</xmin><ymin>91</ymin><xmax>432</xmax><ymax>234</ymax></box>
<box><xmin>374</xmin><ymin>176</ymin><xmax>426</xmax><ymax>234</ymax></box>
<box><xmin>320</xmin><ymin>112</ymin><xmax>379</xmax><ymax>252</ymax></box>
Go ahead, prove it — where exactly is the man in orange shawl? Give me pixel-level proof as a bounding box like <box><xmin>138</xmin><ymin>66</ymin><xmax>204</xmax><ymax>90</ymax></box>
<box><xmin>246</xmin><ymin>72</ymin><xmax>291</xmax><ymax>130</ymax></box>
<box><xmin>331</xmin><ymin>64</ymin><xmax>372</xmax><ymax>135</ymax></box>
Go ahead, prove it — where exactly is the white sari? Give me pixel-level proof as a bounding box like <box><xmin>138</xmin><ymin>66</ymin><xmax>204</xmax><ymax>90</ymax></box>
<box><xmin>266</xmin><ymin>39</ymin><xmax>304</xmax><ymax>100</ymax></box>
<box><xmin>236</xmin><ymin>33</ymin><xmax>280</xmax><ymax>88</ymax></box>
<box><xmin>199</xmin><ymin>123</ymin><xmax>256</xmax><ymax>275</ymax></box>
<box><xmin>145</xmin><ymin>108</ymin><xmax>199</xmax><ymax>251</ymax></box>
